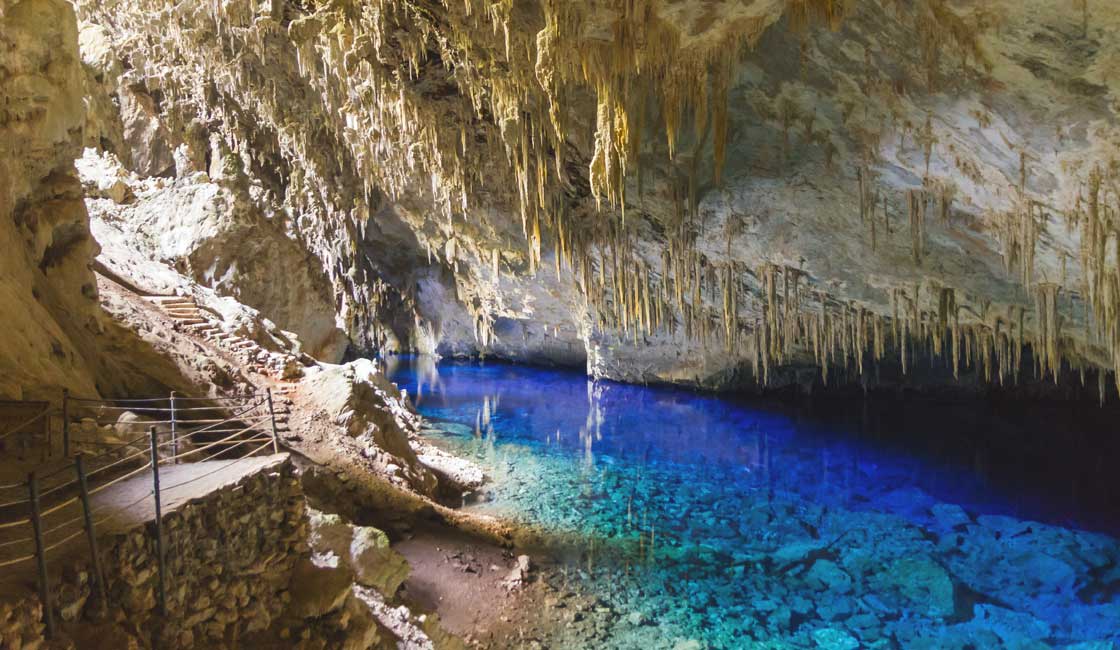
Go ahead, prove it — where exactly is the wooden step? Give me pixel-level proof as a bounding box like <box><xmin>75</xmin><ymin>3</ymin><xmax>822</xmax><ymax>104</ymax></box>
<box><xmin>154</xmin><ymin>299</ymin><xmax>197</xmax><ymax>308</ymax></box>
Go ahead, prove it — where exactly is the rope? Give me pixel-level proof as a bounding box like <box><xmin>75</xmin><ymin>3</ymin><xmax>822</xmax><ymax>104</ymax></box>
<box><xmin>166</xmin><ymin>405</ymin><xmax>246</xmax><ymax>413</ymax></box>
<box><xmin>82</xmin><ymin>400</ymin><xmax>264</xmax><ymax>415</ymax></box>
<box><xmin>71</xmin><ymin>396</ymin><xmax>172</xmax><ymax>404</ymax></box>
<box><xmin>41</xmin><ymin>526</ymin><xmax>86</xmax><ymax>554</ymax></box>
<box><xmin>0</xmin><ymin>552</ymin><xmax>35</xmax><ymax>568</ymax></box>
<box><xmin>165</xmin><ymin>408</ymin><xmax>267</xmax><ymax>440</ymax></box>
<box><xmin>67</xmin><ymin>430</ymin><xmax>151</xmax><ymax>452</ymax></box>
<box><xmin>191</xmin><ymin>437</ymin><xmax>273</xmax><ymax>465</ymax></box>
<box><xmin>36</xmin><ymin>461</ymin><xmax>77</xmax><ymax>481</ymax></box>
<box><xmin>68</xmin><ymin>438</ymin><xmax>136</xmax><ymax>447</ymax></box>
<box><xmin>0</xmin><ymin>408</ymin><xmax>53</xmax><ymax>441</ymax></box>
<box><xmin>0</xmin><ymin>534</ymin><xmax>32</xmax><ymax>550</ymax></box>
<box><xmin>84</xmin><ymin>447</ymin><xmax>152</xmax><ymax>479</ymax></box>
<box><xmin>101</xmin><ymin>490</ymin><xmax>153</xmax><ymax>523</ymax></box>
<box><xmin>168</xmin><ymin>417</ymin><xmax>270</xmax><ymax>443</ymax></box>
<box><xmin>88</xmin><ymin>461</ymin><xmax>153</xmax><ymax>497</ymax></box>
<box><xmin>169</xmin><ymin>426</ymin><xmax>262</xmax><ymax>436</ymax></box>
<box><xmin>0</xmin><ymin>496</ymin><xmax>30</xmax><ymax>509</ymax></box>
<box><xmin>37</xmin><ymin>477</ymin><xmax>78</xmax><ymax>501</ymax></box>
<box><xmin>171</xmin><ymin>394</ymin><xmax>264</xmax><ymax>402</ymax></box>
<box><xmin>101</xmin><ymin>412</ymin><xmax>266</xmax><ymax>427</ymax></box>
<box><xmin>38</xmin><ymin>495</ymin><xmax>78</xmax><ymax>520</ymax></box>
<box><xmin>79</xmin><ymin>406</ymin><xmax>169</xmax><ymax>412</ymax></box>
<box><xmin>0</xmin><ymin>481</ymin><xmax>25</xmax><ymax>490</ymax></box>
<box><xmin>0</xmin><ymin>517</ymin><xmax>30</xmax><ymax>530</ymax></box>
<box><xmin>41</xmin><ymin>509</ymin><xmax>87</xmax><ymax>539</ymax></box>
<box><xmin>161</xmin><ymin>423</ymin><xmax>264</xmax><ymax>461</ymax></box>
<box><xmin>112</xmin><ymin>430</ymin><xmax>160</xmax><ymax>449</ymax></box>
<box><xmin>160</xmin><ymin>440</ymin><xmax>274</xmax><ymax>492</ymax></box>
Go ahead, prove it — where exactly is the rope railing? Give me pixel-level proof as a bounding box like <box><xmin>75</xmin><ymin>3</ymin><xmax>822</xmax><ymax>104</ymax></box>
<box><xmin>0</xmin><ymin>387</ymin><xmax>285</xmax><ymax>639</ymax></box>
<box><xmin>0</xmin><ymin>407</ymin><xmax>53</xmax><ymax>442</ymax></box>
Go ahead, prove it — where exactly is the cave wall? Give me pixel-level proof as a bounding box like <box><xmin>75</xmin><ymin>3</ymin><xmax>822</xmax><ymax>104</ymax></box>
<box><xmin>0</xmin><ymin>0</ymin><xmax>104</xmax><ymax>400</ymax></box>
<box><xmin>11</xmin><ymin>0</ymin><xmax>1119</xmax><ymax>396</ymax></box>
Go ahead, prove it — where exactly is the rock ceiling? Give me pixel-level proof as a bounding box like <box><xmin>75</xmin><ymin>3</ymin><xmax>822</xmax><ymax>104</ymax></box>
<box><xmin>69</xmin><ymin>0</ymin><xmax>1120</xmax><ymax>394</ymax></box>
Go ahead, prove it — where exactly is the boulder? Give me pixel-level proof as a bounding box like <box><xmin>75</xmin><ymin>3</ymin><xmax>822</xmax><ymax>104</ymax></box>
<box><xmin>287</xmin><ymin>558</ymin><xmax>353</xmax><ymax>618</ymax></box>
<box><xmin>812</xmin><ymin>627</ymin><xmax>860</xmax><ymax>650</ymax></box>
<box><xmin>805</xmin><ymin>560</ymin><xmax>853</xmax><ymax>594</ymax></box>
<box><xmin>307</xmin><ymin>508</ymin><xmax>410</xmax><ymax>597</ymax></box>
<box><xmin>350</xmin><ymin>526</ymin><xmax>410</xmax><ymax>596</ymax></box>
<box><xmin>872</xmin><ymin>557</ymin><xmax>955</xmax><ymax>619</ymax></box>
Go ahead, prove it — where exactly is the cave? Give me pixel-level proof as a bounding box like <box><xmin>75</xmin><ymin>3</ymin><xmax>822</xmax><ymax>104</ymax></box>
<box><xmin>2</xmin><ymin>0</ymin><xmax>1120</xmax><ymax>648</ymax></box>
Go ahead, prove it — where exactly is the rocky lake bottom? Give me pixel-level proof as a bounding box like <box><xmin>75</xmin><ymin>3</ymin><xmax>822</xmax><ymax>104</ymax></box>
<box><xmin>387</xmin><ymin>358</ymin><xmax>1120</xmax><ymax>650</ymax></box>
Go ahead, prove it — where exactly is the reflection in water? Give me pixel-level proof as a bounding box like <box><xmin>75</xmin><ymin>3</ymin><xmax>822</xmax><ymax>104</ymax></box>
<box><xmin>384</xmin><ymin>354</ymin><xmax>442</xmax><ymax>406</ymax></box>
<box><xmin>388</xmin><ymin>356</ymin><xmax>1120</xmax><ymax>649</ymax></box>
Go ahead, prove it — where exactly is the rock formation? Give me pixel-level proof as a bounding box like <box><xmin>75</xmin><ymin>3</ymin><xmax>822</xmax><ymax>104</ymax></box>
<box><xmin>0</xmin><ymin>0</ymin><xmax>104</xmax><ymax>400</ymax></box>
<box><xmin>24</xmin><ymin>0</ymin><xmax>1106</xmax><ymax>398</ymax></box>
<box><xmin>8</xmin><ymin>0</ymin><xmax>1120</xmax><ymax>398</ymax></box>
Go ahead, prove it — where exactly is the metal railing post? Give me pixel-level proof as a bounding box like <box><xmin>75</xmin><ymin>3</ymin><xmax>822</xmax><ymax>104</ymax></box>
<box><xmin>148</xmin><ymin>426</ymin><xmax>167</xmax><ymax>615</ymax></box>
<box><xmin>75</xmin><ymin>454</ymin><xmax>107</xmax><ymax>615</ymax></box>
<box><xmin>61</xmin><ymin>389</ymin><xmax>70</xmax><ymax>458</ymax></box>
<box><xmin>266</xmin><ymin>389</ymin><xmax>280</xmax><ymax>454</ymax></box>
<box><xmin>169</xmin><ymin>392</ymin><xmax>177</xmax><ymax>463</ymax></box>
<box><xmin>28</xmin><ymin>471</ymin><xmax>55</xmax><ymax>638</ymax></box>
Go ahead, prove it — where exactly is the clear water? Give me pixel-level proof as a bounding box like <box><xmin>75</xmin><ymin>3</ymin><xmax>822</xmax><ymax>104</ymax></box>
<box><xmin>386</xmin><ymin>356</ymin><xmax>1120</xmax><ymax>650</ymax></box>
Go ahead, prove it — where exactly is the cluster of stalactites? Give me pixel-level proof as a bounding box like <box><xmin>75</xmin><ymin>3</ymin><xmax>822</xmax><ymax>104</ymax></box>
<box><xmin>561</xmin><ymin>200</ymin><xmax>1083</xmax><ymax>390</ymax></box>
<box><xmin>77</xmin><ymin>0</ymin><xmax>442</xmax><ymax>345</ymax></box>
<box><xmin>1070</xmin><ymin>165</ymin><xmax>1120</xmax><ymax>396</ymax></box>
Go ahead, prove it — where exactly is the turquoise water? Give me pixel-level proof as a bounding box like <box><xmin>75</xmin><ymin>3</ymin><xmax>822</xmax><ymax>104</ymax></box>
<box><xmin>386</xmin><ymin>357</ymin><xmax>1120</xmax><ymax>649</ymax></box>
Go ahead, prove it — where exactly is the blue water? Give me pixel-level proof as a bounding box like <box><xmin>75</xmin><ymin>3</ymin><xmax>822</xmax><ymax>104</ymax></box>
<box><xmin>386</xmin><ymin>357</ymin><xmax>1120</xmax><ymax>649</ymax></box>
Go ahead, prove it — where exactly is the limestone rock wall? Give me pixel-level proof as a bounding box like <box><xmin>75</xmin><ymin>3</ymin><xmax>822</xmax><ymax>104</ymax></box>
<box><xmin>79</xmin><ymin>150</ymin><xmax>351</xmax><ymax>361</ymax></box>
<box><xmin>0</xmin><ymin>0</ymin><xmax>105</xmax><ymax>400</ymax></box>
<box><xmin>297</xmin><ymin>360</ymin><xmax>438</xmax><ymax>496</ymax></box>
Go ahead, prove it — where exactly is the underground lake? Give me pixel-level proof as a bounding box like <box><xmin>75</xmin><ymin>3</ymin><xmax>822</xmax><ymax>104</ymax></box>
<box><xmin>387</xmin><ymin>356</ymin><xmax>1120</xmax><ymax>649</ymax></box>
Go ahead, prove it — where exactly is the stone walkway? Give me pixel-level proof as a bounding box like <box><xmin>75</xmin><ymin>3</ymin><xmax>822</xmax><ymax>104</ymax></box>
<box><xmin>0</xmin><ymin>453</ymin><xmax>289</xmax><ymax>594</ymax></box>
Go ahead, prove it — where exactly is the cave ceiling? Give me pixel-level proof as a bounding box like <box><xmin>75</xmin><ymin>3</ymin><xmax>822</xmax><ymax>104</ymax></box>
<box><xmin>74</xmin><ymin>0</ymin><xmax>1120</xmax><ymax>392</ymax></box>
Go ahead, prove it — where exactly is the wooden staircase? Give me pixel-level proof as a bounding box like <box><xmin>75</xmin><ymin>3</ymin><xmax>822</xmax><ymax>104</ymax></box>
<box><xmin>145</xmin><ymin>295</ymin><xmax>297</xmax><ymax>434</ymax></box>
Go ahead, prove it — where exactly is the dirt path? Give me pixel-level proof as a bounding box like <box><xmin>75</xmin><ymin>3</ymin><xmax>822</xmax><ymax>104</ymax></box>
<box><xmin>395</xmin><ymin>524</ymin><xmax>560</xmax><ymax>649</ymax></box>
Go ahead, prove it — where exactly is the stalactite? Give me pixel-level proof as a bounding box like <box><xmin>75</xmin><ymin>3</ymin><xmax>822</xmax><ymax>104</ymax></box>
<box><xmin>83</xmin><ymin>0</ymin><xmax>1117</xmax><ymax>393</ymax></box>
<box><xmin>857</xmin><ymin>166</ymin><xmax>868</xmax><ymax>224</ymax></box>
<box><xmin>908</xmin><ymin>189</ymin><xmax>926</xmax><ymax>265</ymax></box>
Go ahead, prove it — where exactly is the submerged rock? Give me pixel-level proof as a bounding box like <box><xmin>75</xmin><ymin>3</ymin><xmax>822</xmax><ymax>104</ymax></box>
<box><xmin>811</xmin><ymin>627</ymin><xmax>860</xmax><ymax>650</ymax></box>
<box><xmin>930</xmin><ymin>504</ymin><xmax>972</xmax><ymax>530</ymax></box>
<box><xmin>805</xmin><ymin>560</ymin><xmax>853</xmax><ymax>594</ymax></box>
<box><xmin>871</xmin><ymin>557</ymin><xmax>955</xmax><ymax>619</ymax></box>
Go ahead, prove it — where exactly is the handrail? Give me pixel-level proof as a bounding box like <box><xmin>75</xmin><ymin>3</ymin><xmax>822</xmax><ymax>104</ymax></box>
<box><xmin>0</xmin><ymin>387</ymin><xmax>285</xmax><ymax>637</ymax></box>
<box><xmin>69</xmin><ymin>393</ymin><xmax>264</xmax><ymax>405</ymax></box>
<box><xmin>69</xmin><ymin>396</ymin><xmax>175</xmax><ymax>404</ymax></box>
<box><xmin>0</xmin><ymin>407</ymin><xmax>54</xmax><ymax>442</ymax></box>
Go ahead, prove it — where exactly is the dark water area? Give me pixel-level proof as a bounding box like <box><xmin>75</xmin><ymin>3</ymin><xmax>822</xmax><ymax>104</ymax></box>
<box><xmin>386</xmin><ymin>356</ymin><xmax>1120</xmax><ymax>649</ymax></box>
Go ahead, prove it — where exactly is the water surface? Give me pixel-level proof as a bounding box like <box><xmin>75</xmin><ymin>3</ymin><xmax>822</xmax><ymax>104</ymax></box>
<box><xmin>387</xmin><ymin>357</ymin><xmax>1120</xmax><ymax>650</ymax></box>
